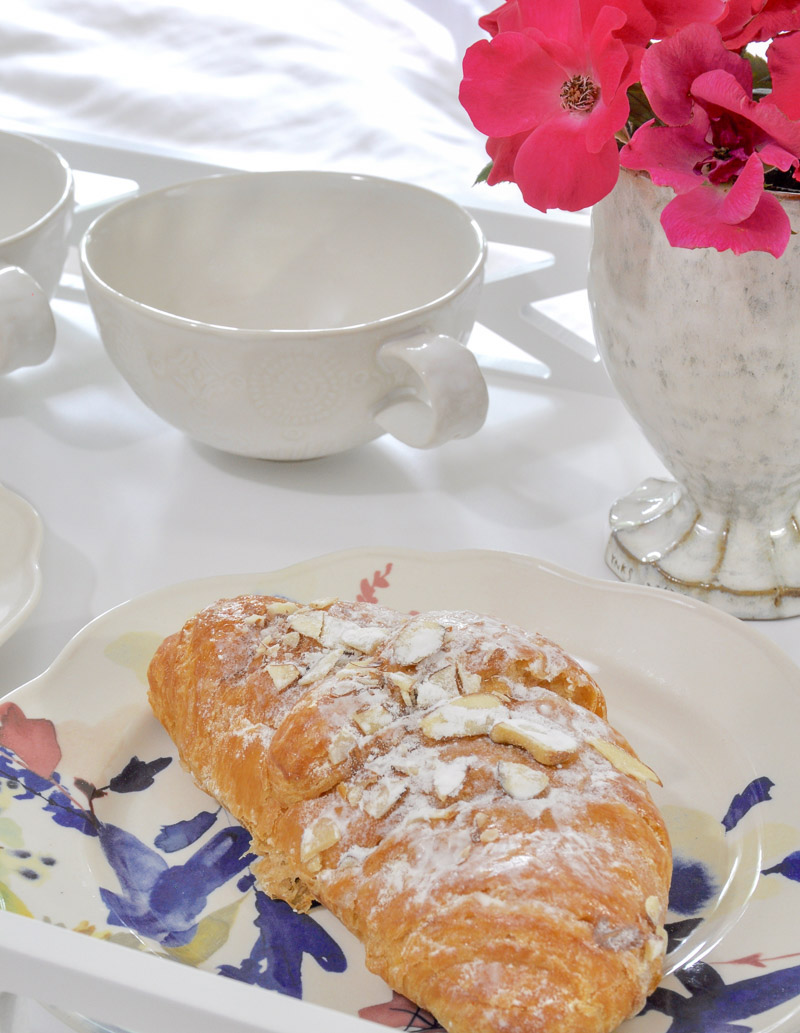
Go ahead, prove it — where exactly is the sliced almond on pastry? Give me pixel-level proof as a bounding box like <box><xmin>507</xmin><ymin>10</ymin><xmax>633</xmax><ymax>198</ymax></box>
<box><xmin>490</xmin><ymin>717</ymin><xmax>578</xmax><ymax>766</ymax></box>
<box><xmin>449</xmin><ymin>692</ymin><xmax>503</xmax><ymax>710</ymax></box>
<box><xmin>433</xmin><ymin>758</ymin><xmax>469</xmax><ymax>800</ymax></box>
<box><xmin>645</xmin><ymin>894</ymin><xmax>663</xmax><ymax>926</ymax></box>
<box><xmin>340</xmin><ymin>625</ymin><xmax>389</xmax><ymax>654</ymax></box>
<box><xmin>353</xmin><ymin>704</ymin><xmax>393</xmax><ymax>735</ymax></box>
<box><xmin>300</xmin><ymin>817</ymin><xmax>341</xmax><ymax>863</ymax></box>
<box><xmin>645</xmin><ymin>930</ymin><xmax>668</xmax><ymax>961</ymax></box>
<box><xmin>265</xmin><ymin>600</ymin><xmax>299</xmax><ymax>616</ymax></box>
<box><xmin>497</xmin><ymin>760</ymin><xmax>549</xmax><ymax>800</ymax></box>
<box><xmin>392</xmin><ymin>620</ymin><xmax>446</xmax><ymax>665</ymax></box>
<box><xmin>416</xmin><ymin>664</ymin><xmax>459</xmax><ymax>708</ymax></box>
<box><xmin>420</xmin><ymin>693</ymin><xmax>504</xmax><ymax>740</ymax></box>
<box><xmin>387</xmin><ymin>670</ymin><xmax>417</xmax><ymax>707</ymax></box>
<box><xmin>360</xmin><ymin>777</ymin><xmax>408</xmax><ymax>819</ymax></box>
<box><xmin>589</xmin><ymin>738</ymin><xmax>661</xmax><ymax>784</ymax></box>
<box><xmin>266</xmin><ymin>663</ymin><xmax>301</xmax><ymax>691</ymax></box>
<box><xmin>456</xmin><ymin>662</ymin><xmax>483</xmax><ymax>695</ymax></box>
<box><xmin>288</xmin><ymin>610</ymin><xmax>325</xmax><ymax>641</ymax></box>
<box><xmin>321</xmin><ymin>616</ymin><xmax>389</xmax><ymax>654</ymax></box>
<box><xmin>298</xmin><ymin>649</ymin><xmax>343</xmax><ymax>685</ymax></box>
<box><xmin>327</xmin><ymin>726</ymin><xmax>360</xmax><ymax>765</ymax></box>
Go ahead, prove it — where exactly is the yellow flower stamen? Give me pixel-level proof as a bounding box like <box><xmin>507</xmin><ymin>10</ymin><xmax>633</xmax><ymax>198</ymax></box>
<box><xmin>560</xmin><ymin>74</ymin><xmax>600</xmax><ymax>112</ymax></box>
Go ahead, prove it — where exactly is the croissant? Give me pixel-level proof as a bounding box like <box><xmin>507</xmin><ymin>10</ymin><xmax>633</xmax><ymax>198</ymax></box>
<box><xmin>147</xmin><ymin>595</ymin><xmax>671</xmax><ymax>1033</ymax></box>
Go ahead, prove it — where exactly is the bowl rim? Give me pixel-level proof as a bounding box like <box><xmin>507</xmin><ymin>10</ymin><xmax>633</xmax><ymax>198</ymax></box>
<box><xmin>0</xmin><ymin>130</ymin><xmax>74</xmax><ymax>247</ymax></box>
<box><xmin>78</xmin><ymin>169</ymin><xmax>487</xmax><ymax>337</ymax></box>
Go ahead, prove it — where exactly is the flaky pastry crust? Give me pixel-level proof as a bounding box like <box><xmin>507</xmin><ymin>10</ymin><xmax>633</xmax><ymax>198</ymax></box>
<box><xmin>147</xmin><ymin>595</ymin><xmax>671</xmax><ymax>1033</ymax></box>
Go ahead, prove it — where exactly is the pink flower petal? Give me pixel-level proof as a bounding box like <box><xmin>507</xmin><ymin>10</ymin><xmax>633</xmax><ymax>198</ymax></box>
<box><xmin>527</xmin><ymin>0</ymin><xmax>583</xmax><ymax>51</ymax></box>
<box><xmin>479</xmin><ymin>0</ymin><xmax>523</xmax><ymax>36</ymax></box>
<box><xmin>485</xmin><ymin>130</ymin><xmax>531</xmax><ymax>184</ymax></box>
<box><xmin>479</xmin><ymin>0</ymin><xmax>584</xmax><ymax>51</ymax></box>
<box><xmin>644</xmin><ymin>0</ymin><xmax>731</xmax><ymax>36</ymax></box>
<box><xmin>722</xmin><ymin>0</ymin><xmax>800</xmax><ymax>48</ymax></box>
<box><xmin>460</xmin><ymin>33</ymin><xmax>565</xmax><ymax>138</ymax></box>
<box><xmin>621</xmin><ymin>112</ymin><xmax>712</xmax><ymax>192</ymax></box>
<box><xmin>691</xmin><ymin>71</ymin><xmax>800</xmax><ymax>159</ymax></box>
<box><xmin>359</xmin><ymin>993</ymin><xmax>439</xmax><ymax>1029</ymax></box>
<box><xmin>481</xmin><ymin>0</ymin><xmax>649</xmax><ymax>44</ymax></box>
<box><xmin>717</xmin><ymin>152</ymin><xmax>764</xmax><ymax>223</ymax></box>
<box><xmin>513</xmin><ymin>112</ymin><xmax>620</xmax><ymax>211</ymax></box>
<box><xmin>0</xmin><ymin>702</ymin><xmax>62</xmax><ymax>779</ymax></box>
<box><xmin>589</xmin><ymin>4</ymin><xmax>638</xmax><ymax>99</ymax></box>
<box><xmin>584</xmin><ymin>89</ymin><xmax>632</xmax><ymax>153</ymax></box>
<box><xmin>640</xmin><ymin>23</ymin><xmax>752</xmax><ymax>126</ymax></box>
<box><xmin>661</xmin><ymin>183</ymin><xmax>791</xmax><ymax>257</ymax></box>
<box><xmin>600</xmin><ymin>0</ymin><xmax>657</xmax><ymax>46</ymax></box>
<box><xmin>768</xmin><ymin>32</ymin><xmax>800</xmax><ymax>121</ymax></box>
<box><xmin>525</xmin><ymin>29</ymin><xmax>579</xmax><ymax>72</ymax></box>
<box><xmin>758</xmin><ymin>141</ymin><xmax>800</xmax><ymax>173</ymax></box>
<box><xmin>643</xmin><ymin>0</ymin><xmax>727</xmax><ymax>36</ymax></box>
<box><xmin>715</xmin><ymin>0</ymin><xmax>762</xmax><ymax>44</ymax></box>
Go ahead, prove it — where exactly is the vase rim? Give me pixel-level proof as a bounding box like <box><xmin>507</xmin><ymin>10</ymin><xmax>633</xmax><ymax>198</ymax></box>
<box><xmin>619</xmin><ymin>166</ymin><xmax>800</xmax><ymax>201</ymax></box>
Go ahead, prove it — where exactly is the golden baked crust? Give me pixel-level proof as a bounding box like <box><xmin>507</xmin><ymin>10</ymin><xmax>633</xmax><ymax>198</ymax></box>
<box><xmin>147</xmin><ymin>595</ymin><xmax>671</xmax><ymax>1033</ymax></box>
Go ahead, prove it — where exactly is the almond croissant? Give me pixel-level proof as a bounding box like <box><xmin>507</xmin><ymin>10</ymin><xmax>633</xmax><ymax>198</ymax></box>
<box><xmin>147</xmin><ymin>595</ymin><xmax>671</xmax><ymax>1033</ymax></box>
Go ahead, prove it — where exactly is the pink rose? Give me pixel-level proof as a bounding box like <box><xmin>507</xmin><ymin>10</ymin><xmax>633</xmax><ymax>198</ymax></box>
<box><xmin>460</xmin><ymin>0</ymin><xmax>647</xmax><ymax>212</ymax></box>
<box><xmin>620</xmin><ymin>23</ymin><xmax>800</xmax><ymax>255</ymax></box>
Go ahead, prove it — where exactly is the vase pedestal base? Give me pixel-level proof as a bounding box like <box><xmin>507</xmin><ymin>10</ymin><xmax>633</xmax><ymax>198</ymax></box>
<box><xmin>606</xmin><ymin>478</ymin><xmax>800</xmax><ymax>620</ymax></box>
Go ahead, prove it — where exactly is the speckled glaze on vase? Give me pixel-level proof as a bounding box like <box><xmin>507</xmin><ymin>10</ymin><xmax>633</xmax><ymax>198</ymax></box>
<box><xmin>588</xmin><ymin>168</ymin><xmax>800</xmax><ymax>619</ymax></box>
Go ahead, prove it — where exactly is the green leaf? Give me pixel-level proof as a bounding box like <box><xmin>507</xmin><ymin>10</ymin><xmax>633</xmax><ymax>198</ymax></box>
<box><xmin>0</xmin><ymin>879</ymin><xmax>32</xmax><ymax>916</ymax></box>
<box><xmin>743</xmin><ymin>49</ymin><xmax>772</xmax><ymax>92</ymax></box>
<box><xmin>626</xmin><ymin>82</ymin><xmax>656</xmax><ymax>135</ymax></box>
<box><xmin>474</xmin><ymin>161</ymin><xmax>493</xmax><ymax>185</ymax></box>
<box><xmin>0</xmin><ymin>817</ymin><xmax>24</xmax><ymax>848</ymax></box>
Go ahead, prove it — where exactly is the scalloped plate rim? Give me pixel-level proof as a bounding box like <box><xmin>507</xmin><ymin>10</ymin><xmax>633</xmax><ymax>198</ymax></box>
<box><xmin>10</xmin><ymin>545</ymin><xmax>800</xmax><ymax>695</ymax></box>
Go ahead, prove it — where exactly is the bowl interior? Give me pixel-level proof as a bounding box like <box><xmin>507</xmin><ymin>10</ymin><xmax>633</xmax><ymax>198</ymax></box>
<box><xmin>81</xmin><ymin>173</ymin><xmax>484</xmax><ymax>331</ymax></box>
<box><xmin>0</xmin><ymin>133</ymin><xmax>70</xmax><ymax>242</ymax></box>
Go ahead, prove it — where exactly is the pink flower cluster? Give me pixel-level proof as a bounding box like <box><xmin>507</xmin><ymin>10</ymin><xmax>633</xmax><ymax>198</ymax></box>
<box><xmin>459</xmin><ymin>0</ymin><xmax>800</xmax><ymax>255</ymax></box>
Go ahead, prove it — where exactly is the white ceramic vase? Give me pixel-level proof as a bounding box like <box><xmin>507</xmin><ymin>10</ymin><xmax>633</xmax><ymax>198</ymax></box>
<box><xmin>587</xmin><ymin>169</ymin><xmax>800</xmax><ymax>619</ymax></box>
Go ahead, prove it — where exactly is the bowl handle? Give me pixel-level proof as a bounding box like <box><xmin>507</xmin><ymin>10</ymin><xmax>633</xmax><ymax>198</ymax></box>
<box><xmin>374</xmin><ymin>332</ymin><xmax>489</xmax><ymax>449</ymax></box>
<box><xmin>0</xmin><ymin>263</ymin><xmax>56</xmax><ymax>374</ymax></box>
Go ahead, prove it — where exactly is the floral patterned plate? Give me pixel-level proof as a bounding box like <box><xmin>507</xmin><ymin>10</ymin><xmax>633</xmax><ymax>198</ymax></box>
<box><xmin>0</xmin><ymin>483</ymin><xmax>42</xmax><ymax>647</ymax></box>
<box><xmin>1</xmin><ymin>547</ymin><xmax>800</xmax><ymax>1033</ymax></box>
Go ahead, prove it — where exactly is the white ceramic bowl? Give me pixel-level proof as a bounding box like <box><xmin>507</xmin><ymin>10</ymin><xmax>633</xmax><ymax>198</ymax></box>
<box><xmin>0</xmin><ymin>130</ymin><xmax>74</xmax><ymax>373</ymax></box>
<box><xmin>80</xmin><ymin>171</ymin><xmax>488</xmax><ymax>459</ymax></box>
<box><xmin>0</xmin><ymin>130</ymin><xmax>73</xmax><ymax>297</ymax></box>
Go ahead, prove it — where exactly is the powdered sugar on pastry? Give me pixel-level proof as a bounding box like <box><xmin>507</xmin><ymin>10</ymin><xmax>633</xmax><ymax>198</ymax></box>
<box><xmin>147</xmin><ymin>595</ymin><xmax>671</xmax><ymax>1033</ymax></box>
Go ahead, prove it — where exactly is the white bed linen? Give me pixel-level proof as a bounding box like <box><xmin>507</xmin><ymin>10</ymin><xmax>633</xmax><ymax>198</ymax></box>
<box><xmin>0</xmin><ymin>0</ymin><xmax>493</xmax><ymax>195</ymax></box>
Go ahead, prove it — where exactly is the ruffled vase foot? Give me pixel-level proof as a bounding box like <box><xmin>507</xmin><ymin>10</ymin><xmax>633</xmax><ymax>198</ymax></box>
<box><xmin>606</xmin><ymin>478</ymin><xmax>800</xmax><ymax>619</ymax></box>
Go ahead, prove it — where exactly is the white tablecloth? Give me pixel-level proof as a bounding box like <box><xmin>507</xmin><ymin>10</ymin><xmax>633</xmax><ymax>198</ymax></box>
<box><xmin>2</xmin><ymin>288</ymin><xmax>798</xmax><ymax>699</ymax></box>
